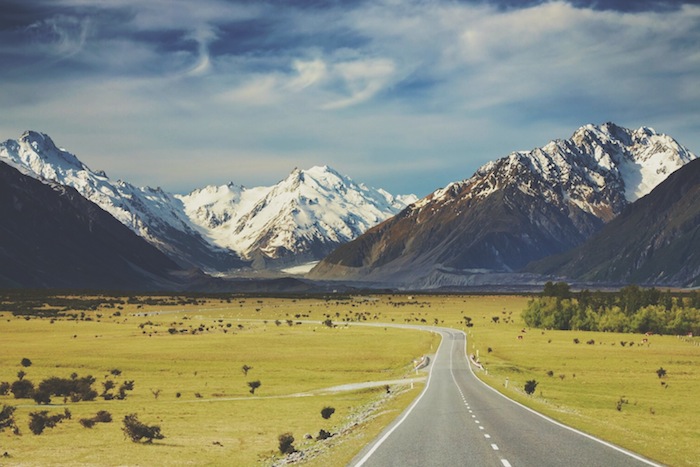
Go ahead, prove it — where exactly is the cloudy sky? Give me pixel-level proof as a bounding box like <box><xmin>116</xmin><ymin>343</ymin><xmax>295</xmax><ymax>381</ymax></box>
<box><xmin>1</xmin><ymin>0</ymin><xmax>699</xmax><ymax>197</ymax></box>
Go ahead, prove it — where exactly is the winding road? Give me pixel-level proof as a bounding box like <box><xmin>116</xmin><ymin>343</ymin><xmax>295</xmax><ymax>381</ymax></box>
<box><xmin>350</xmin><ymin>327</ymin><xmax>661</xmax><ymax>467</ymax></box>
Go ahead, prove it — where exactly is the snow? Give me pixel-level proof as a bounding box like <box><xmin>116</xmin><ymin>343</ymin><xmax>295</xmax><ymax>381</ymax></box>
<box><xmin>178</xmin><ymin>165</ymin><xmax>416</xmax><ymax>259</ymax></box>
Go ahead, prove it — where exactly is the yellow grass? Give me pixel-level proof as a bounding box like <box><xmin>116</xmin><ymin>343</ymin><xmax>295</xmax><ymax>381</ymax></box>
<box><xmin>0</xmin><ymin>297</ymin><xmax>437</xmax><ymax>466</ymax></box>
<box><xmin>1</xmin><ymin>294</ymin><xmax>698</xmax><ymax>466</ymax></box>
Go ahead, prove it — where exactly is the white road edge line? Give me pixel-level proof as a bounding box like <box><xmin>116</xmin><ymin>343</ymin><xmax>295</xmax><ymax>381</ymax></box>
<box><xmin>352</xmin><ymin>330</ymin><xmax>443</xmax><ymax>467</ymax></box>
<box><xmin>459</xmin><ymin>329</ymin><xmax>663</xmax><ymax>467</ymax></box>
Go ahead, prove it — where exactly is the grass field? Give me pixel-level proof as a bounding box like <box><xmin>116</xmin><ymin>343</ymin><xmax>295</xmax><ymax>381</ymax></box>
<box><xmin>1</xmin><ymin>294</ymin><xmax>699</xmax><ymax>466</ymax></box>
<box><xmin>0</xmin><ymin>296</ymin><xmax>438</xmax><ymax>466</ymax></box>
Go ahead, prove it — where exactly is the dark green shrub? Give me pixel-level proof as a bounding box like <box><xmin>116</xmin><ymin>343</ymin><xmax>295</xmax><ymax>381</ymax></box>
<box><xmin>248</xmin><ymin>380</ymin><xmax>261</xmax><ymax>394</ymax></box>
<box><xmin>0</xmin><ymin>382</ymin><xmax>10</xmax><ymax>396</ymax></box>
<box><xmin>524</xmin><ymin>379</ymin><xmax>538</xmax><ymax>395</ymax></box>
<box><xmin>317</xmin><ymin>429</ymin><xmax>332</xmax><ymax>440</ymax></box>
<box><xmin>20</xmin><ymin>358</ymin><xmax>32</xmax><ymax>368</ymax></box>
<box><xmin>80</xmin><ymin>410</ymin><xmax>112</xmax><ymax>428</ymax></box>
<box><xmin>28</xmin><ymin>409</ymin><xmax>71</xmax><ymax>435</ymax></box>
<box><xmin>278</xmin><ymin>432</ymin><xmax>295</xmax><ymax>454</ymax></box>
<box><xmin>0</xmin><ymin>405</ymin><xmax>17</xmax><ymax>432</ymax></box>
<box><xmin>10</xmin><ymin>379</ymin><xmax>34</xmax><ymax>399</ymax></box>
<box><xmin>122</xmin><ymin>414</ymin><xmax>164</xmax><ymax>443</ymax></box>
<box><xmin>321</xmin><ymin>407</ymin><xmax>335</xmax><ymax>420</ymax></box>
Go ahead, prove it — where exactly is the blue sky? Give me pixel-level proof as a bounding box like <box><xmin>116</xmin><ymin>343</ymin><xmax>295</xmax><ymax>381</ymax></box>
<box><xmin>1</xmin><ymin>0</ymin><xmax>698</xmax><ymax>197</ymax></box>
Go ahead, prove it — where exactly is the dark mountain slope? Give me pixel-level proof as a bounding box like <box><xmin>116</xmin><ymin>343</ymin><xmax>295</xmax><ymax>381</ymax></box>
<box><xmin>0</xmin><ymin>161</ymin><xmax>183</xmax><ymax>290</ymax></box>
<box><xmin>526</xmin><ymin>158</ymin><xmax>700</xmax><ymax>287</ymax></box>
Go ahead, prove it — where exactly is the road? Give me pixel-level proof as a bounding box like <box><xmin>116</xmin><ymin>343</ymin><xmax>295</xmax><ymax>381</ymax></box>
<box><xmin>350</xmin><ymin>327</ymin><xmax>661</xmax><ymax>467</ymax></box>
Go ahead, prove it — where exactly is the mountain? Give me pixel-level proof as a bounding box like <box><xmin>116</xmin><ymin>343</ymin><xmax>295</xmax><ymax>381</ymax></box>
<box><xmin>310</xmin><ymin>123</ymin><xmax>697</xmax><ymax>286</ymax></box>
<box><xmin>178</xmin><ymin>166</ymin><xmax>417</xmax><ymax>268</ymax></box>
<box><xmin>0</xmin><ymin>131</ymin><xmax>243</xmax><ymax>271</ymax></box>
<box><xmin>0</xmin><ymin>131</ymin><xmax>415</xmax><ymax>273</ymax></box>
<box><xmin>0</xmin><ymin>161</ymin><xmax>185</xmax><ymax>289</ymax></box>
<box><xmin>526</xmin><ymin>158</ymin><xmax>700</xmax><ymax>287</ymax></box>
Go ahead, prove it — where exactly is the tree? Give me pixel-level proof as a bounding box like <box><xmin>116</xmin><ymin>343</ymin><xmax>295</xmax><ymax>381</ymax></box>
<box><xmin>321</xmin><ymin>406</ymin><xmax>335</xmax><ymax>420</ymax></box>
<box><xmin>278</xmin><ymin>432</ymin><xmax>296</xmax><ymax>454</ymax></box>
<box><xmin>524</xmin><ymin>379</ymin><xmax>538</xmax><ymax>395</ymax></box>
<box><xmin>241</xmin><ymin>364</ymin><xmax>252</xmax><ymax>377</ymax></box>
<box><xmin>122</xmin><ymin>414</ymin><xmax>164</xmax><ymax>443</ymax></box>
<box><xmin>248</xmin><ymin>380</ymin><xmax>261</xmax><ymax>394</ymax></box>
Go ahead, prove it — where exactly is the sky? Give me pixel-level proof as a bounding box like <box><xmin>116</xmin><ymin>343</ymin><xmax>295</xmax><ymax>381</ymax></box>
<box><xmin>1</xmin><ymin>0</ymin><xmax>699</xmax><ymax>197</ymax></box>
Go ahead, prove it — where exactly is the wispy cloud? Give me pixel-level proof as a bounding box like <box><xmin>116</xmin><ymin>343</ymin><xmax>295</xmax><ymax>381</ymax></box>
<box><xmin>0</xmin><ymin>0</ymin><xmax>698</xmax><ymax>197</ymax></box>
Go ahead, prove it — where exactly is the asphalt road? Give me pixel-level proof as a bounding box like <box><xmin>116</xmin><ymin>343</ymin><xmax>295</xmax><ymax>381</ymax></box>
<box><xmin>349</xmin><ymin>327</ymin><xmax>661</xmax><ymax>467</ymax></box>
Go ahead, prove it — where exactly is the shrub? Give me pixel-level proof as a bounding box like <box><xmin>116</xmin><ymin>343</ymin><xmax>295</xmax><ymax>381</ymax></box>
<box><xmin>656</xmin><ymin>367</ymin><xmax>667</xmax><ymax>378</ymax></box>
<box><xmin>241</xmin><ymin>364</ymin><xmax>252</xmax><ymax>376</ymax></box>
<box><xmin>80</xmin><ymin>410</ymin><xmax>112</xmax><ymax>428</ymax></box>
<box><xmin>317</xmin><ymin>429</ymin><xmax>332</xmax><ymax>440</ymax></box>
<box><xmin>278</xmin><ymin>432</ymin><xmax>295</xmax><ymax>454</ymax></box>
<box><xmin>20</xmin><ymin>358</ymin><xmax>32</xmax><ymax>368</ymax></box>
<box><xmin>248</xmin><ymin>380</ymin><xmax>261</xmax><ymax>394</ymax></box>
<box><xmin>10</xmin><ymin>379</ymin><xmax>34</xmax><ymax>399</ymax></box>
<box><xmin>321</xmin><ymin>407</ymin><xmax>335</xmax><ymax>420</ymax></box>
<box><xmin>38</xmin><ymin>375</ymin><xmax>97</xmax><ymax>402</ymax></box>
<box><xmin>0</xmin><ymin>405</ymin><xmax>17</xmax><ymax>432</ymax></box>
<box><xmin>0</xmin><ymin>382</ymin><xmax>10</xmax><ymax>396</ymax></box>
<box><xmin>524</xmin><ymin>379</ymin><xmax>538</xmax><ymax>395</ymax></box>
<box><xmin>28</xmin><ymin>409</ymin><xmax>71</xmax><ymax>435</ymax></box>
<box><xmin>122</xmin><ymin>414</ymin><xmax>164</xmax><ymax>443</ymax></box>
<box><xmin>32</xmin><ymin>389</ymin><xmax>52</xmax><ymax>405</ymax></box>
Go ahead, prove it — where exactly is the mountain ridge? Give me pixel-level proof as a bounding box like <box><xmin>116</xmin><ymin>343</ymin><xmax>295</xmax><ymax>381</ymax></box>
<box><xmin>0</xmin><ymin>131</ymin><xmax>415</xmax><ymax>273</ymax></box>
<box><xmin>310</xmin><ymin>123</ymin><xmax>697</xmax><ymax>286</ymax></box>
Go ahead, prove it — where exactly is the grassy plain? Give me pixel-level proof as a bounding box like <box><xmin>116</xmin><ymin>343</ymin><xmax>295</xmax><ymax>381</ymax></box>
<box><xmin>1</xmin><ymin>294</ymin><xmax>699</xmax><ymax>466</ymax></box>
<box><xmin>0</xmin><ymin>296</ymin><xmax>438</xmax><ymax>466</ymax></box>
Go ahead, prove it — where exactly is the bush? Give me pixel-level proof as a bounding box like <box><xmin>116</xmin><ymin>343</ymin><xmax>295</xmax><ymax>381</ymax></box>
<box><xmin>80</xmin><ymin>410</ymin><xmax>112</xmax><ymax>429</ymax></box>
<box><xmin>122</xmin><ymin>414</ymin><xmax>164</xmax><ymax>443</ymax></box>
<box><xmin>10</xmin><ymin>379</ymin><xmax>34</xmax><ymax>399</ymax></box>
<box><xmin>0</xmin><ymin>405</ymin><xmax>17</xmax><ymax>432</ymax></box>
<box><xmin>321</xmin><ymin>406</ymin><xmax>335</xmax><ymax>420</ymax></box>
<box><xmin>248</xmin><ymin>380</ymin><xmax>261</xmax><ymax>394</ymax></box>
<box><xmin>278</xmin><ymin>432</ymin><xmax>295</xmax><ymax>454</ymax></box>
<box><xmin>317</xmin><ymin>429</ymin><xmax>332</xmax><ymax>440</ymax></box>
<box><xmin>20</xmin><ymin>358</ymin><xmax>32</xmax><ymax>368</ymax></box>
<box><xmin>32</xmin><ymin>389</ymin><xmax>52</xmax><ymax>405</ymax></box>
<box><xmin>28</xmin><ymin>409</ymin><xmax>71</xmax><ymax>435</ymax></box>
<box><xmin>0</xmin><ymin>382</ymin><xmax>10</xmax><ymax>396</ymax></box>
<box><xmin>524</xmin><ymin>379</ymin><xmax>538</xmax><ymax>395</ymax></box>
<box><xmin>38</xmin><ymin>375</ymin><xmax>97</xmax><ymax>402</ymax></box>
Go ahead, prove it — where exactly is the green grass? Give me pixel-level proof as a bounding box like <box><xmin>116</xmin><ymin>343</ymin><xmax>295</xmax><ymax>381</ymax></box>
<box><xmin>1</xmin><ymin>294</ymin><xmax>699</xmax><ymax>466</ymax></box>
<box><xmin>0</xmin><ymin>297</ymin><xmax>437</xmax><ymax>466</ymax></box>
<box><xmin>467</xmin><ymin>311</ymin><xmax>700</xmax><ymax>467</ymax></box>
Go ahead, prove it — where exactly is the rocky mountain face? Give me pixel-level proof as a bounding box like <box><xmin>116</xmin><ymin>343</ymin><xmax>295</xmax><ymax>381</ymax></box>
<box><xmin>526</xmin><ymin>158</ymin><xmax>700</xmax><ymax>287</ymax></box>
<box><xmin>0</xmin><ymin>161</ymin><xmax>185</xmax><ymax>289</ymax></box>
<box><xmin>310</xmin><ymin>123</ymin><xmax>697</xmax><ymax>286</ymax></box>
<box><xmin>0</xmin><ymin>132</ymin><xmax>414</xmax><ymax>273</ymax></box>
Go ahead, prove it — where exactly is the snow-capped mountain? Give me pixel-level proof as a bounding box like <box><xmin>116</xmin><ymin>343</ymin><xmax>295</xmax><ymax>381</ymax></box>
<box><xmin>0</xmin><ymin>131</ymin><xmax>242</xmax><ymax>271</ymax></box>
<box><xmin>178</xmin><ymin>166</ymin><xmax>418</xmax><ymax>267</ymax></box>
<box><xmin>0</xmin><ymin>131</ymin><xmax>415</xmax><ymax>272</ymax></box>
<box><xmin>311</xmin><ymin>123</ymin><xmax>697</xmax><ymax>286</ymax></box>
